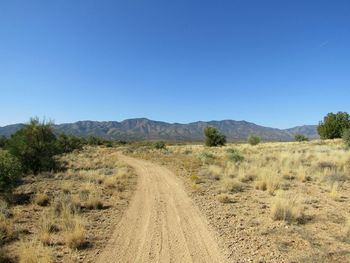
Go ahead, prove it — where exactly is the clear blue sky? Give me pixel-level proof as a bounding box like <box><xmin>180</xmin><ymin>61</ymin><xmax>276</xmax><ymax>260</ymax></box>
<box><xmin>1</xmin><ymin>0</ymin><xmax>349</xmax><ymax>128</ymax></box>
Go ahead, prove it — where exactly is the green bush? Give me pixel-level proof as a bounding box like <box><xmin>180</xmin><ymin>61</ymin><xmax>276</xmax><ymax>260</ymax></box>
<box><xmin>154</xmin><ymin>141</ymin><xmax>166</xmax><ymax>150</ymax></box>
<box><xmin>248</xmin><ymin>135</ymin><xmax>261</xmax><ymax>146</ymax></box>
<box><xmin>0</xmin><ymin>151</ymin><xmax>22</xmax><ymax>192</ymax></box>
<box><xmin>318</xmin><ymin>112</ymin><xmax>350</xmax><ymax>139</ymax></box>
<box><xmin>56</xmin><ymin>134</ymin><xmax>84</xmax><ymax>154</ymax></box>
<box><xmin>6</xmin><ymin>118</ymin><xmax>58</xmax><ymax>174</ymax></box>
<box><xmin>0</xmin><ymin>136</ymin><xmax>7</xmax><ymax>148</ymax></box>
<box><xmin>343</xmin><ymin>128</ymin><xmax>350</xmax><ymax>148</ymax></box>
<box><xmin>204</xmin><ymin>127</ymin><xmax>226</xmax><ymax>147</ymax></box>
<box><xmin>227</xmin><ymin>148</ymin><xmax>244</xmax><ymax>162</ymax></box>
<box><xmin>87</xmin><ymin>136</ymin><xmax>104</xmax><ymax>146</ymax></box>
<box><xmin>294</xmin><ymin>134</ymin><xmax>309</xmax><ymax>142</ymax></box>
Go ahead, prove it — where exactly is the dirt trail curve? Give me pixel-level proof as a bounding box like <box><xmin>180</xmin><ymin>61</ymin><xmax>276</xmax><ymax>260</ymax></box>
<box><xmin>97</xmin><ymin>154</ymin><xmax>226</xmax><ymax>263</ymax></box>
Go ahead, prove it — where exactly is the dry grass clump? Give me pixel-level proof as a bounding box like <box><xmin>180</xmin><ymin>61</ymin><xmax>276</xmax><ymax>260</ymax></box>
<box><xmin>103</xmin><ymin>175</ymin><xmax>120</xmax><ymax>189</ymax></box>
<box><xmin>51</xmin><ymin>193</ymin><xmax>79</xmax><ymax>217</ymax></box>
<box><xmin>296</xmin><ymin>166</ymin><xmax>312</xmax><ymax>182</ymax></box>
<box><xmin>221</xmin><ymin>178</ymin><xmax>244</xmax><ymax>193</ymax></box>
<box><xmin>32</xmin><ymin>192</ymin><xmax>50</xmax><ymax>206</ymax></box>
<box><xmin>62</xmin><ymin>215</ymin><xmax>86</xmax><ymax>249</ymax></box>
<box><xmin>0</xmin><ymin>212</ymin><xmax>15</xmax><ymax>242</ymax></box>
<box><xmin>255</xmin><ymin>172</ymin><xmax>281</xmax><ymax>195</ymax></box>
<box><xmin>207</xmin><ymin>165</ymin><xmax>223</xmax><ymax>180</ymax></box>
<box><xmin>190</xmin><ymin>174</ymin><xmax>202</xmax><ymax>184</ymax></box>
<box><xmin>37</xmin><ymin>213</ymin><xmax>57</xmax><ymax>245</ymax></box>
<box><xmin>17</xmin><ymin>239</ymin><xmax>52</xmax><ymax>263</ymax></box>
<box><xmin>79</xmin><ymin>183</ymin><xmax>103</xmax><ymax>209</ymax></box>
<box><xmin>61</xmin><ymin>181</ymin><xmax>73</xmax><ymax>194</ymax></box>
<box><xmin>271</xmin><ymin>193</ymin><xmax>304</xmax><ymax>223</ymax></box>
<box><xmin>329</xmin><ymin>182</ymin><xmax>340</xmax><ymax>200</ymax></box>
<box><xmin>217</xmin><ymin>193</ymin><xmax>232</xmax><ymax>203</ymax></box>
<box><xmin>345</xmin><ymin>216</ymin><xmax>350</xmax><ymax>240</ymax></box>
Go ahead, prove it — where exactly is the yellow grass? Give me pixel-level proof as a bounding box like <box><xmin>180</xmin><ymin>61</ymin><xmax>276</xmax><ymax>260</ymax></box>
<box><xmin>17</xmin><ymin>239</ymin><xmax>52</xmax><ymax>263</ymax></box>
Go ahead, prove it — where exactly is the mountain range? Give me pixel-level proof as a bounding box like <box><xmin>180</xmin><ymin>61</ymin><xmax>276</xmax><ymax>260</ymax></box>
<box><xmin>0</xmin><ymin>118</ymin><xmax>318</xmax><ymax>142</ymax></box>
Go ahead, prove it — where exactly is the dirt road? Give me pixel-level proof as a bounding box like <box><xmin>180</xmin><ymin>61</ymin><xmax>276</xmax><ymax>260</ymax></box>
<box><xmin>96</xmin><ymin>155</ymin><xmax>225</xmax><ymax>263</ymax></box>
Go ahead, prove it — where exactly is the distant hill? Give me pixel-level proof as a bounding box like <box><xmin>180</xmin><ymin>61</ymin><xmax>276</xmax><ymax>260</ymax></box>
<box><xmin>0</xmin><ymin>118</ymin><xmax>319</xmax><ymax>142</ymax></box>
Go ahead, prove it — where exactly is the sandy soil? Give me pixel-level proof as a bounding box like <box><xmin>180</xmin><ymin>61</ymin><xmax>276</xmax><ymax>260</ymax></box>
<box><xmin>96</xmin><ymin>155</ymin><xmax>226</xmax><ymax>263</ymax></box>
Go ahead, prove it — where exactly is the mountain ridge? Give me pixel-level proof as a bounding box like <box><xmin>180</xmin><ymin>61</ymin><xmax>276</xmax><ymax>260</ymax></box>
<box><xmin>0</xmin><ymin>118</ymin><xmax>318</xmax><ymax>142</ymax></box>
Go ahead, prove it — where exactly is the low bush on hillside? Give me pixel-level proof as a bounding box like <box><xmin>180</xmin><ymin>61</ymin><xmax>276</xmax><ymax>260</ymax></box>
<box><xmin>154</xmin><ymin>141</ymin><xmax>166</xmax><ymax>150</ymax></box>
<box><xmin>295</xmin><ymin>134</ymin><xmax>309</xmax><ymax>142</ymax></box>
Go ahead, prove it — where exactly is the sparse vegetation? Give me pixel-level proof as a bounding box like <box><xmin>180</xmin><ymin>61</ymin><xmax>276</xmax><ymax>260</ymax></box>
<box><xmin>126</xmin><ymin>139</ymin><xmax>350</xmax><ymax>262</ymax></box>
<box><xmin>1</xmin><ymin>146</ymin><xmax>136</xmax><ymax>262</ymax></box>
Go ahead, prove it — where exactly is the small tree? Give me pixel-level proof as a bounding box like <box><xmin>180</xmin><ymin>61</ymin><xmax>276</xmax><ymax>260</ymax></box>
<box><xmin>204</xmin><ymin>127</ymin><xmax>226</xmax><ymax>147</ymax></box>
<box><xmin>7</xmin><ymin>118</ymin><xmax>58</xmax><ymax>174</ymax></box>
<box><xmin>317</xmin><ymin>112</ymin><xmax>350</xmax><ymax>139</ymax></box>
<box><xmin>343</xmin><ymin>128</ymin><xmax>350</xmax><ymax>148</ymax></box>
<box><xmin>294</xmin><ymin>134</ymin><xmax>309</xmax><ymax>142</ymax></box>
<box><xmin>248</xmin><ymin>135</ymin><xmax>260</xmax><ymax>146</ymax></box>
<box><xmin>0</xmin><ymin>151</ymin><xmax>22</xmax><ymax>192</ymax></box>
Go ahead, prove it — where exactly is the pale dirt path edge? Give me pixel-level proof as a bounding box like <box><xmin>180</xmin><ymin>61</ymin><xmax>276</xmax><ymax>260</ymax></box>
<box><xmin>96</xmin><ymin>154</ymin><xmax>227</xmax><ymax>263</ymax></box>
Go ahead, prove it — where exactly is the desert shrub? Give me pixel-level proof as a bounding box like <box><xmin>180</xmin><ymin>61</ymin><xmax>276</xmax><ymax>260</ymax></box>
<box><xmin>227</xmin><ymin>148</ymin><xmax>244</xmax><ymax>162</ymax></box>
<box><xmin>198</xmin><ymin>152</ymin><xmax>215</xmax><ymax>164</ymax></box>
<box><xmin>294</xmin><ymin>134</ymin><xmax>309</xmax><ymax>142</ymax></box>
<box><xmin>204</xmin><ymin>127</ymin><xmax>226</xmax><ymax>147</ymax></box>
<box><xmin>56</xmin><ymin>134</ymin><xmax>84</xmax><ymax>154</ymax></box>
<box><xmin>343</xmin><ymin>128</ymin><xmax>350</xmax><ymax>148</ymax></box>
<box><xmin>248</xmin><ymin>135</ymin><xmax>261</xmax><ymax>146</ymax></box>
<box><xmin>318</xmin><ymin>111</ymin><xmax>350</xmax><ymax>139</ymax></box>
<box><xmin>154</xmin><ymin>141</ymin><xmax>166</xmax><ymax>150</ymax></box>
<box><xmin>0</xmin><ymin>151</ymin><xmax>22</xmax><ymax>192</ymax></box>
<box><xmin>7</xmin><ymin>118</ymin><xmax>58</xmax><ymax>174</ymax></box>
